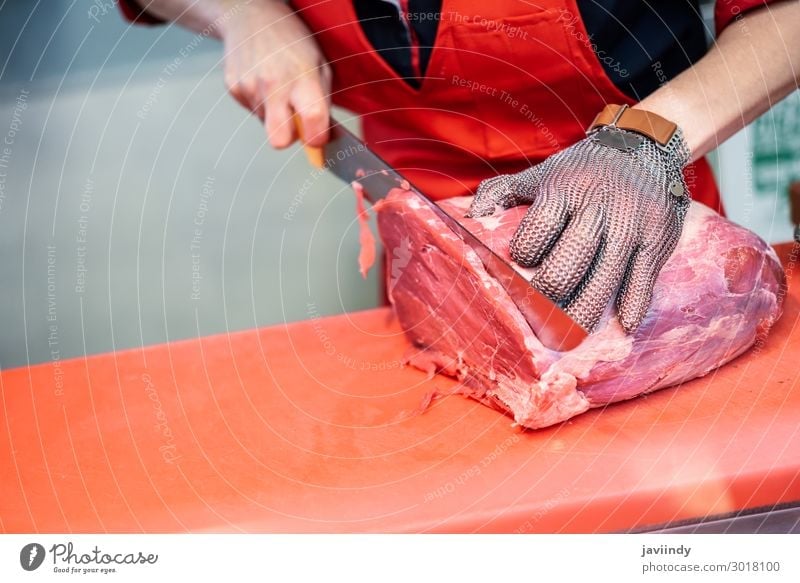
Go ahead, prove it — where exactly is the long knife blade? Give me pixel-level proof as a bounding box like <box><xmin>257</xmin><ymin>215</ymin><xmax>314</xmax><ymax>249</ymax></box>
<box><xmin>313</xmin><ymin>120</ymin><xmax>588</xmax><ymax>351</ymax></box>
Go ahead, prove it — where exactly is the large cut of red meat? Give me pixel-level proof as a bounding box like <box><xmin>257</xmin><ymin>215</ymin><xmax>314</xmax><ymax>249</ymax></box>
<box><xmin>374</xmin><ymin>189</ymin><xmax>786</xmax><ymax>429</ymax></box>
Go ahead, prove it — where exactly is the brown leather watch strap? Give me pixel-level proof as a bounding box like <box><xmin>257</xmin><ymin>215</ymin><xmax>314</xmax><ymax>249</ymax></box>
<box><xmin>588</xmin><ymin>104</ymin><xmax>678</xmax><ymax>147</ymax></box>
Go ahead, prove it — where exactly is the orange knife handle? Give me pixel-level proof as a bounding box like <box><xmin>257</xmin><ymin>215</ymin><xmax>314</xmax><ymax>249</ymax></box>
<box><xmin>292</xmin><ymin>114</ymin><xmax>326</xmax><ymax>169</ymax></box>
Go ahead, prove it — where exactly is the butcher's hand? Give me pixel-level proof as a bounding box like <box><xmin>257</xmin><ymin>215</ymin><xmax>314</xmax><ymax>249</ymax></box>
<box><xmin>223</xmin><ymin>0</ymin><xmax>331</xmax><ymax>147</ymax></box>
<box><xmin>466</xmin><ymin>109</ymin><xmax>691</xmax><ymax>334</ymax></box>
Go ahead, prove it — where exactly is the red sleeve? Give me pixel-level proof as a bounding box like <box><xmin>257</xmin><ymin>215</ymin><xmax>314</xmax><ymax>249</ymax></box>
<box><xmin>118</xmin><ymin>0</ymin><xmax>164</xmax><ymax>25</ymax></box>
<box><xmin>715</xmin><ymin>0</ymin><xmax>774</xmax><ymax>36</ymax></box>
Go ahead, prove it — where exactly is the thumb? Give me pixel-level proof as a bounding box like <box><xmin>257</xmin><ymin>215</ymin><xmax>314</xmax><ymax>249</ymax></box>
<box><xmin>289</xmin><ymin>73</ymin><xmax>331</xmax><ymax>147</ymax></box>
<box><xmin>467</xmin><ymin>164</ymin><xmax>543</xmax><ymax>219</ymax></box>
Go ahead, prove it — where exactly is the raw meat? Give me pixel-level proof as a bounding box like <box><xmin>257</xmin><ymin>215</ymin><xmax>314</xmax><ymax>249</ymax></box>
<box><xmin>353</xmin><ymin>181</ymin><xmax>376</xmax><ymax>278</ymax></box>
<box><xmin>374</xmin><ymin>189</ymin><xmax>786</xmax><ymax>429</ymax></box>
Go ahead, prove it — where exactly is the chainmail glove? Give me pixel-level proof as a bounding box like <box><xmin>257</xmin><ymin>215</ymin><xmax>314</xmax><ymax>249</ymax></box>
<box><xmin>466</xmin><ymin>120</ymin><xmax>691</xmax><ymax>334</ymax></box>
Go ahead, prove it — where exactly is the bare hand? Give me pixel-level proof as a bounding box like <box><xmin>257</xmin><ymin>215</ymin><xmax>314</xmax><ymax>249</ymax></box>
<box><xmin>222</xmin><ymin>1</ymin><xmax>331</xmax><ymax>148</ymax></box>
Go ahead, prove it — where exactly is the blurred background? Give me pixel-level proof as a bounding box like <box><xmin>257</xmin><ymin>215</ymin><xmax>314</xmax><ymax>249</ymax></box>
<box><xmin>0</xmin><ymin>0</ymin><xmax>797</xmax><ymax>368</ymax></box>
<box><xmin>0</xmin><ymin>0</ymin><xmax>380</xmax><ymax>369</ymax></box>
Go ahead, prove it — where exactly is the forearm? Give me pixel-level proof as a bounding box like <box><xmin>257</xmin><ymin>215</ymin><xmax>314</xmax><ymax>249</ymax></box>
<box><xmin>140</xmin><ymin>0</ymin><xmax>258</xmax><ymax>38</ymax></box>
<box><xmin>636</xmin><ymin>0</ymin><xmax>800</xmax><ymax>162</ymax></box>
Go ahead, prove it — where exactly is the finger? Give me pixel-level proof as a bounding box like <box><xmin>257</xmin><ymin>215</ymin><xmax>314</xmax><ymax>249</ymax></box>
<box><xmin>508</xmin><ymin>194</ymin><xmax>569</xmax><ymax>267</ymax></box>
<box><xmin>563</xmin><ymin>240</ymin><xmax>632</xmax><ymax>332</ymax></box>
<box><xmin>226</xmin><ymin>73</ymin><xmax>264</xmax><ymax>120</ymax></box>
<box><xmin>466</xmin><ymin>176</ymin><xmax>519</xmax><ymax>218</ymax></box>
<box><xmin>530</xmin><ymin>202</ymin><xmax>604</xmax><ymax>301</ymax></box>
<box><xmin>466</xmin><ymin>165</ymin><xmax>542</xmax><ymax>218</ymax></box>
<box><xmin>265</xmin><ymin>90</ymin><xmax>296</xmax><ymax>149</ymax></box>
<box><xmin>289</xmin><ymin>73</ymin><xmax>331</xmax><ymax>146</ymax></box>
<box><xmin>616</xmin><ymin>243</ymin><xmax>676</xmax><ymax>333</ymax></box>
<box><xmin>251</xmin><ymin>89</ymin><xmax>266</xmax><ymax>122</ymax></box>
<box><xmin>227</xmin><ymin>81</ymin><xmax>249</xmax><ymax>111</ymax></box>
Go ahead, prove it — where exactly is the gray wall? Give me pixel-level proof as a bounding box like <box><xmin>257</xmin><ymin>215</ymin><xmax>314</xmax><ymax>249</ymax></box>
<box><xmin>0</xmin><ymin>0</ymin><xmax>379</xmax><ymax>369</ymax></box>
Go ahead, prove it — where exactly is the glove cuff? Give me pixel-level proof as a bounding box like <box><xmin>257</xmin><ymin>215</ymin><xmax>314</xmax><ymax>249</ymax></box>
<box><xmin>588</xmin><ymin>104</ymin><xmax>676</xmax><ymax>146</ymax></box>
<box><xmin>587</xmin><ymin>104</ymin><xmax>690</xmax><ymax>166</ymax></box>
<box><xmin>661</xmin><ymin>125</ymin><xmax>691</xmax><ymax>168</ymax></box>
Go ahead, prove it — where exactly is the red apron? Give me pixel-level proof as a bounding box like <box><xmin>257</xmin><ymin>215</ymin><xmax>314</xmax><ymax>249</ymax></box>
<box><xmin>290</xmin><ymin>0</ymin><xmax>722</xmax><ymax>210</ymax></box>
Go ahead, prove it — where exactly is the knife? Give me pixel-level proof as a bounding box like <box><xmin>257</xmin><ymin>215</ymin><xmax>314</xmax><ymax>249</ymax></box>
<box><xmin>295</xmin><ymin>117</ymin><xmax>588</xmax><ymax>351</ymax></box>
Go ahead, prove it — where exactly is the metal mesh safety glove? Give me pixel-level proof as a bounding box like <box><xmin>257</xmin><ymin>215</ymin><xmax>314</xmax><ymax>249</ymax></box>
<box><xmin>466</xmin><ymin>105</ymin><xmax>691</xmax><ymax>334</ymax></box>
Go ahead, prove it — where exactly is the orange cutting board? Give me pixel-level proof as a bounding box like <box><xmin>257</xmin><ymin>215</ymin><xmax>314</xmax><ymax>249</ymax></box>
<box><xmin>1</xmin><ymin>245</ymin><xmax>798</xmax><ymax>533</ymax></box>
